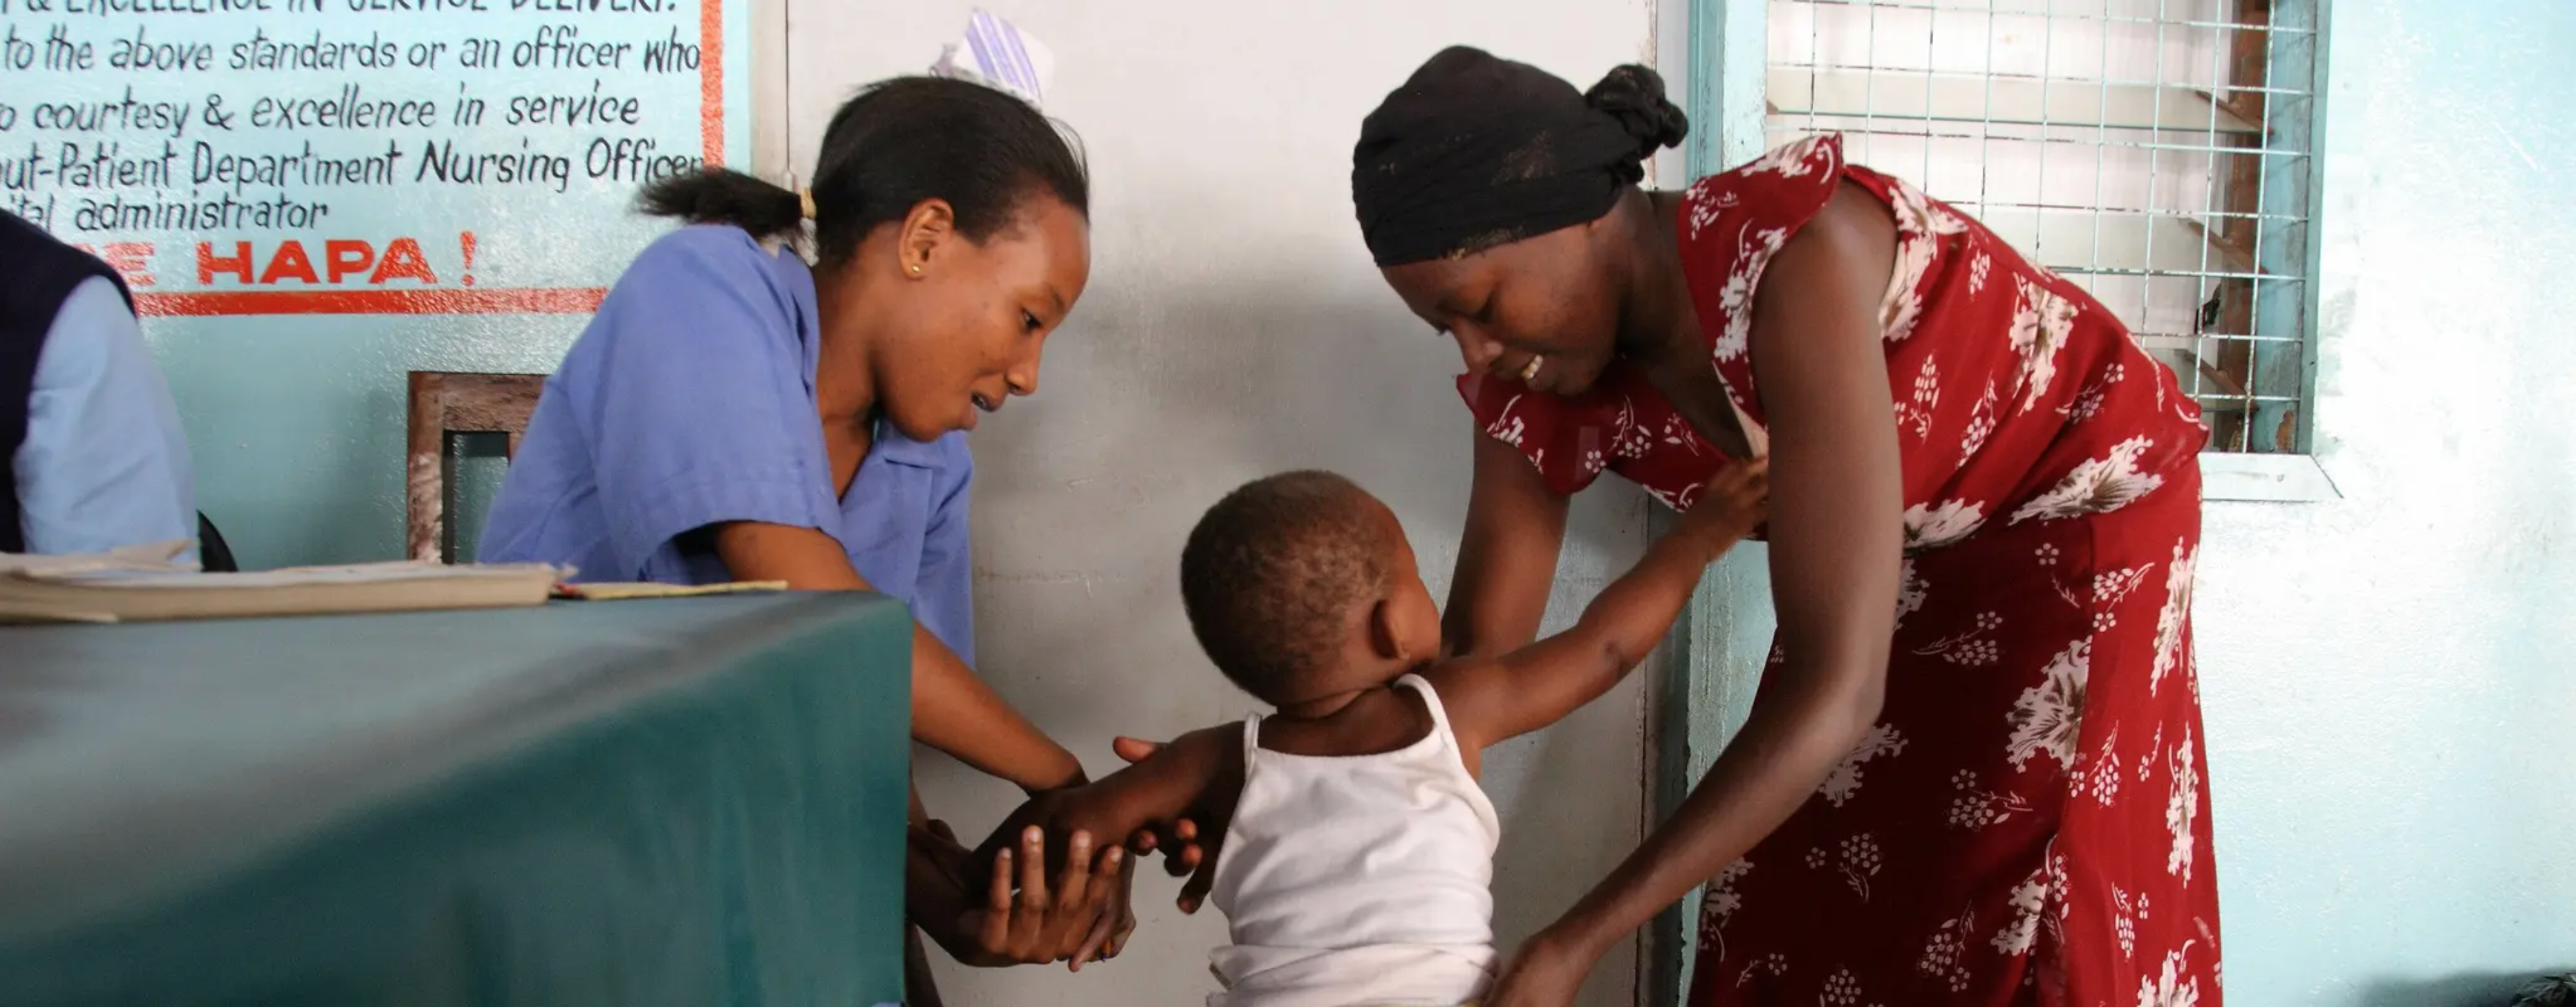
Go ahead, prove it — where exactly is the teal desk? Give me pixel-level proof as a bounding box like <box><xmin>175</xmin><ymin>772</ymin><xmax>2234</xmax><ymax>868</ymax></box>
<box><xmin>0</xmin><ymin>595</ymin><xmax>911</xmax><ymax>1006</ymax></box>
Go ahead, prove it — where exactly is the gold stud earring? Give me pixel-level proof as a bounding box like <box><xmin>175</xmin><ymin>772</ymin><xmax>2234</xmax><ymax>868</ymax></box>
<box><xmin>909</xmin><ymin>264</ymin><xmax>922</xmax><ymax>275</ymax></box>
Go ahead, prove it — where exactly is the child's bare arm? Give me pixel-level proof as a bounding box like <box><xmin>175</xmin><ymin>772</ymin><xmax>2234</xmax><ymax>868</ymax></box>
<box><xmin>971</xmin><ymin>723</ymin><xmax>1245</xmax><ymax>883</ymax></box>
<box><xmin>1428</xmin><ymin>460</ymin><xmax>1768</xmax><ymax>750</ymax></box>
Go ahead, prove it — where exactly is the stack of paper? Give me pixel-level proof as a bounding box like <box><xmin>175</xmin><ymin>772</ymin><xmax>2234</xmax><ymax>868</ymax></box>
<box><xmin>555</xmin><ymin>580</ymin><xmax>787</xmax><ymax>601</ymax></box>
<box><xmin>0</xmin><ymin>542</ymin><xmax>567</xmax><ymax>625</ymax></box>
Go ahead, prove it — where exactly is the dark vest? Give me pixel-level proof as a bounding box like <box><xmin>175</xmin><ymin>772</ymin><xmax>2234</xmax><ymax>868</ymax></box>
<box><xmin>1</xmin><ymin>210</ymin><xmax>135</xmax><ymax>554</ymax></box>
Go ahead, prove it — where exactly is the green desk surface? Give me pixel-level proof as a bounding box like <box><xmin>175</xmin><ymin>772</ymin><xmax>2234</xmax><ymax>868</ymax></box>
<box><xmin>0</xmin><ymin>594</ymin><xmax>911</xmax><ymax>1007</ymax></box>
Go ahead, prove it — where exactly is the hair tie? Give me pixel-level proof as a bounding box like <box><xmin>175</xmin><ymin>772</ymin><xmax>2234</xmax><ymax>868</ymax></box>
<box><xmin>799</xmin><ymin>188</ymin><xmax>816</xmax><ymax>221</ymax></box>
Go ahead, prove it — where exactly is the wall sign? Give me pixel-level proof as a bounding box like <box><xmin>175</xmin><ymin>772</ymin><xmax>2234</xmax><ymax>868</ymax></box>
<box><xmin>0</xmin><ymin>0</ymin><xmax>749</xmax><ymax>315</ymax></box>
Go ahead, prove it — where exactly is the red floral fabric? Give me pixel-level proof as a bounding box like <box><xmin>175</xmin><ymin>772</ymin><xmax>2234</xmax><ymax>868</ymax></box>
<box><xmin>1459</xmin><ymin>135</ymin><xmax>2221</xmax><ymax>1006</ymax></box>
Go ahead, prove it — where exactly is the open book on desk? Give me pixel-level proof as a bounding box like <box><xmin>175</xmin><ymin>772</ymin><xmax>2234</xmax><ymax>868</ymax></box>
<box><xmin>0</xmin><ymin>542</ymin><xmax>568</xmax><ymax>625</ymax></box>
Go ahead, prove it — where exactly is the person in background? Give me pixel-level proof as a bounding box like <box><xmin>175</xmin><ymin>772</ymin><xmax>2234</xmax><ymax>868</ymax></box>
<box><xmin>476</xmin><ymin>77</ymin><xmax>1191</xmax><ymax>1001</ymax></box>
<box><xmin>0</xmin><ymin>211</ymin><xmax>197</xmax><ymax>562</ymax></box>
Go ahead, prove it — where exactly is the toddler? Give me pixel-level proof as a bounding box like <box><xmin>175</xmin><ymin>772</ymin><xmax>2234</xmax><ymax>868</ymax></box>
<box><xmin>982</xmin><ymin>462</ymin><xmax>1764</xmax><ymax>1006</ymax></box>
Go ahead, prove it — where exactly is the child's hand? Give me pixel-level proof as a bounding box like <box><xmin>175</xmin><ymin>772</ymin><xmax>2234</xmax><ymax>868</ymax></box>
<box><xmin>1676</xmin><ymin>457</ymin><xmax>1769</xmax><ymax>552</ymax></box>
<box><xmin>1112</xmin><ymin>735</ymin><xmax>1229</xmax><ymax>914</ymax></box>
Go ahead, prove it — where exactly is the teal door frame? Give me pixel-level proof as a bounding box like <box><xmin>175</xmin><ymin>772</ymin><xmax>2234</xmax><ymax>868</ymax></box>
<box><xmin>1649</xmin><ymin>6</ymin><xmax>1772</xmax><ymax>1003</ymax></box>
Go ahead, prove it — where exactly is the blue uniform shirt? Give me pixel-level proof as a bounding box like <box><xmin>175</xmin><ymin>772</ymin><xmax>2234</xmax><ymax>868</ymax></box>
<box><xmin>480</xmin><ymin>226</ymin><xmax>976</xmax><ymax>663</ymax></box>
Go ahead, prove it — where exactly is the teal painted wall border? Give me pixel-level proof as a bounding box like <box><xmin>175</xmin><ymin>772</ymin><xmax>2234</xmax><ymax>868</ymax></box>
<box><xmin>1656</xmin><ymin>3</ymin><xmax>1772</xmax><ymax>1001</ymax></box>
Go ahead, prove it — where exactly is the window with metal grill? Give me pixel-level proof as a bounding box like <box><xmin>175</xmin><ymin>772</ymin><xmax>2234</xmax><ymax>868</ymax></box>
<box><xmin>1764</xmin><ymin>0</ymin><xmax>2328</xmax><ymax>459</ymax></box>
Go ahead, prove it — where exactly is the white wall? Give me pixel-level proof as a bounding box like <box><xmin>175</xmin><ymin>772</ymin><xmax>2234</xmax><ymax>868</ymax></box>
<box><xmin>2190</xmin><ymin>2</ymin><xmax>2576</xmax><ymax>1000</ymax></box>
<box><xmin>785</xmin><ymin>3</ymin><xmax>1663</xmax><ymax>1004</ymax></box>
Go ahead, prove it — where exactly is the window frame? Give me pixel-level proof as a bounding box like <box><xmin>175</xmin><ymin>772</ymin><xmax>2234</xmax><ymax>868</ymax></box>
<box><xmin>1697</xmin><ymin>0</ymin><xmax>2342</xmax><ymax>502</ymax></box>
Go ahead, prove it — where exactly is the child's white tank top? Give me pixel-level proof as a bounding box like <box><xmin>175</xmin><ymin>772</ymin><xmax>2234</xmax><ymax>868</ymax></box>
<box><xmin>1206</xmin><ymin>674</ymin><xmax>1502</xmax><ymax>1007</ymax></box>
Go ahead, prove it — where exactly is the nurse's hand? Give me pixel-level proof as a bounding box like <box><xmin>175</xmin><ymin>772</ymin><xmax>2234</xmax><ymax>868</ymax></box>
<box><xmin>1072</xmin><ymin>858</ymin><xmax>1137</xmax><ymax>970</ymax></box>
<box><xmin>913</xmin><ymin>820</ymin><xmax>1123</xmax><ymax>968</ymax></box>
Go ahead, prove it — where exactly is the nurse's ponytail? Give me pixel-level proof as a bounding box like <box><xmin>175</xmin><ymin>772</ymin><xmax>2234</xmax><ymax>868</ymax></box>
<box><xmin>638</xmin><ymin>169</ymin><xmax>805</xmax><ymax>243</ymax></box>
<box><xmin>638</xmin><ymin>75</ymin><xmax>1087</xmax><ymax>267</ymax></box>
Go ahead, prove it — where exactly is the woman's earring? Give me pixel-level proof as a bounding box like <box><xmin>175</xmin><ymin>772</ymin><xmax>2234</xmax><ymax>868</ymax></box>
<box><xmin>909</xmin><ymin>264</ymin><xmax>923</xmax><ymax>275</ymax></box>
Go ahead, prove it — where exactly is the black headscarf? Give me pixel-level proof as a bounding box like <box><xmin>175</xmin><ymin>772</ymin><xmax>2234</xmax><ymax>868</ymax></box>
<box><xmin>1352</xmin><ymin>46</ymin><xmax>1689</xmax><ymax>266</ymax></box>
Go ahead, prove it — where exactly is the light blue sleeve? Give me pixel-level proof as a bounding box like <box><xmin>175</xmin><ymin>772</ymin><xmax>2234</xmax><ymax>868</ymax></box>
<box><xmin>912</xmin><ymin>434</ymin><xmax>977</xmax><ymax>667</ymax></box>
<box><xmin>12</xmin><ymin>277</ymin><xmax>198</xmax><ymax>558</ymax></box>
<box><xmin>584</xmin><ymin>230</ymin><xmax>832</xmax><ymax>578</ymax></box>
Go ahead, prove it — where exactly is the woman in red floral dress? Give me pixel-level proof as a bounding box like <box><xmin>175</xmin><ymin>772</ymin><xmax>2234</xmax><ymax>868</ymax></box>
<box><xmin>1348</xmin><ymin>48</ymin><xmax>2219</xmax><ymax>1006</ymax></box>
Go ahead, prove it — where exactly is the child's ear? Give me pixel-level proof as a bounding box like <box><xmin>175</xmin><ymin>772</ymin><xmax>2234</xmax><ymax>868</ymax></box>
<box><xmin>1367</xmin><ymin>600</ymin><xmax>1406</xmax><ymax>661</ymax></box>
<box><xmin>1368</xmin><ymin>596</ymin><xmax>1437</xmax><ymax>663</ymax></box>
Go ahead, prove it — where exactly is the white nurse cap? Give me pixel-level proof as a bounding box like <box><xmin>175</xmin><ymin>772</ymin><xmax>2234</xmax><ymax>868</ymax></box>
<box><xmin>928</xmin><ymin>9</ymin><xmax>1056</xmax><ymax>109</ymax></box>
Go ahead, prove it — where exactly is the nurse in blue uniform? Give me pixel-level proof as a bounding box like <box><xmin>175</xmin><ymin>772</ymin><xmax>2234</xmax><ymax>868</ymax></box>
<box><xmin>479</xmin><ymin>77</ymin><xmax>1157</xmax><ymax>996</ymax></box>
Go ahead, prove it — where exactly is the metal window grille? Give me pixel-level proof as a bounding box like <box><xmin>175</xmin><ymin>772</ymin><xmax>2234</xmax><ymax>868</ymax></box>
<box><xmin>1765</xmin><ymin>0</ymin><xmax>2328</xmax><ymax>454</ymax></box>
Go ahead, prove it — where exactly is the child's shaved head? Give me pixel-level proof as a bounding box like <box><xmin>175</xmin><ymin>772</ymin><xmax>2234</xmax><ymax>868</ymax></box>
<box><xmin>1179</xmin><ymin>471</ymin><xmax>1401</xmax><ymax>706</ymax></box>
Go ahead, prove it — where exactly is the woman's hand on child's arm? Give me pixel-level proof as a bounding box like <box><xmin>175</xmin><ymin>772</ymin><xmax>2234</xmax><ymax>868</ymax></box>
<box><xmin>979</xmin><ymin>727</ymin><xmax>1235</xmax><ymax>866</ymax></box>
<box><xmin>908</xmin><ymin>817</ymin><xmax>1123</xmax><ymax>968</ymax></box>
<box><xmin>1429</xmin><ymin>460</ymin><xmax>1768</xmax><ymax>749</ymax></box>
<box><xmin>968</xmin><ymin>787</ymin><xmax>1137</xmax><ymax>971</ymax></box>
<box><xmin>973</xmin><ymin>724</ymin><xmax>1240</xmax><ymax>930</ymax></box>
